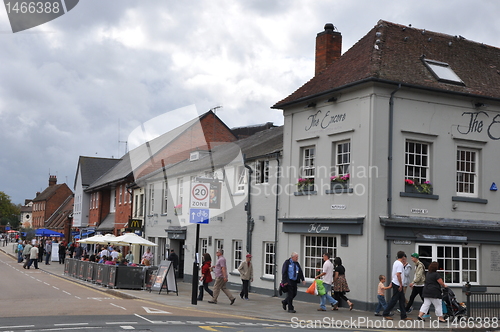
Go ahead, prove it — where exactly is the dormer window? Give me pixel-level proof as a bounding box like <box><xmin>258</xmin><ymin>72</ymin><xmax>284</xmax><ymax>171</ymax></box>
<box><xmin>423</xmin><ymin>59</ymin><xmax>464</xmax><ymax>86</ymax></box>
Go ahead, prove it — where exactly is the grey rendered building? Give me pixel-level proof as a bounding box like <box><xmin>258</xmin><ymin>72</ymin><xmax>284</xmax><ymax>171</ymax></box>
<box><xmin>272</xmin><ymin>20</ymin><xmax>500</xmax><ymax>308</ymax></box>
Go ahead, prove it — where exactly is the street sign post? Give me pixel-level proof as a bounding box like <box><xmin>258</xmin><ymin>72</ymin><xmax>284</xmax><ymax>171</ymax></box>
<box><xmin>189</xmin><ymin>182</ymin><xmax>211</xmax><ymax>305</ymax></box>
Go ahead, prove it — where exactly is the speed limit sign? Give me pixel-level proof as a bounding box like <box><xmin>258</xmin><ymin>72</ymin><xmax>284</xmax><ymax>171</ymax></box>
<box><xmin>190</xmin><ymin>183</ymin><xmax>209</xmax><ymax>208</ymax></box>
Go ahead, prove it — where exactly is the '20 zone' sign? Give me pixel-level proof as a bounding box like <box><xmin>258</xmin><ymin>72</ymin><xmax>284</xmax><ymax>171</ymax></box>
<box><xmin>190</xmin><ymin>183</ymin><xmax>209</xmax><ymax>208</ymax></box>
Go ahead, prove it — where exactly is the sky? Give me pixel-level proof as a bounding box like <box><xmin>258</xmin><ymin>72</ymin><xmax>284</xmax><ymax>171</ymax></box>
<box><xmin>1</xmin><ymin>0</ymin><xmax>500</xmax><ymax>205</ymax></box>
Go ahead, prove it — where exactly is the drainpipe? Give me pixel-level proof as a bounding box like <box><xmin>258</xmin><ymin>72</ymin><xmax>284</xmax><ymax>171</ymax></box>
<box><xmin>387</xmin><ymin>84</ymin><xmax>401</xmax><ymax>292</ymax></box>
<box><xmin>273</xmin><ymin>152</ymin><xmax>281</xmax><ymax>297</ymax></box>
<box><xmin>243</xmin><ymin>155</ymin><xmax>254</xmax><ymax>255</ymax></box>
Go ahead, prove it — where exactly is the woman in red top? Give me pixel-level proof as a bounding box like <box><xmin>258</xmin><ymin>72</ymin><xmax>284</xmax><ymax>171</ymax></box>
<box><xmin>198</xmin><ymin>253</ymin><xmax>214</xmax><ymax>301</ymax></box>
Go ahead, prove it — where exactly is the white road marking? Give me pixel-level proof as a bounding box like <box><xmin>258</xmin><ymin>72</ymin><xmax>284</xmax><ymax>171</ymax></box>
<box><xmin>120</xmin><ymin>326</ymin><xmax>135</xmax><ymax>330</ymax></box>
<box><xmin>110</xmin><ymin>303</ymin><xmax>127</xmax><ymax>310</ymax></box>
<box><xmin>54</xmin><ymin>323</ymin><xmax>89</xmax><ymax>326</ymax></box>
<box><xmin>62</xmin><ymin>291</ymin><xmax>72</xmax><ymax>295</ymax></box>
<box><xmin>134</xmin><ymin>314</ymin><xmax>154</xmax><ymax>324</ymax></box>
<box><xmin>142</xmin><ymin>306</ymin><xmax>171</xmax><ymax>314</ymax></box>
<box><xmin>105</xmin><ymin>322</ymin><xmax>138</xmax><ymax>325</ymax></box>
<box><xmin>52</xmin><ymin>286</ymin><xmax>59</xmax><ymax>290</ymax></box>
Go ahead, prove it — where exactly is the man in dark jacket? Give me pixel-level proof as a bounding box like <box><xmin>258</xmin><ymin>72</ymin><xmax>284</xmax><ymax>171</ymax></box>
<box><xmin>281</xmin><ymin>252</ymin><xmax>305</xmax><ymax>313</ymax></box>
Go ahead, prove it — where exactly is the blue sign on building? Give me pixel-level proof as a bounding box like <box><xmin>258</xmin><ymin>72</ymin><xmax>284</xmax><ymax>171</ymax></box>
<box><xmin>190</xmin><ymin>208</ymin><xmax>210</xmax><ymax>224</ymax></box>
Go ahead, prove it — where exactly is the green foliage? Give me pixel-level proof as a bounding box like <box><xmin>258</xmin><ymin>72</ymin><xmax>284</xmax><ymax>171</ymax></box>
<box><xmin>0</xmin><ymin>191</ymin><xmax>21</xmax><ymax>227</ymax></box>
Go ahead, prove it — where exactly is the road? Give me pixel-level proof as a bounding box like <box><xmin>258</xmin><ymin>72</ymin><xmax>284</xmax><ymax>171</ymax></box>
<box><xmin>0</xmin><ymin>250</ymin><xmax>305</xmax><ymax>331</ymax></box>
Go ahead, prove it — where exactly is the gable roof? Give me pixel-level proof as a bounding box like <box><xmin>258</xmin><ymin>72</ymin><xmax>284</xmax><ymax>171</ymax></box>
<box><xmin>135</xmin><ymin>125</ymin><xmax>283</xmax><ymax>182</ymax></box>
<box><xmin>33</xmin><ymin>183</ymin><xmax>72</xmax><ymax>202</ymax></box>
<box><xmin>273</xmin><ymin>20</ymin><xmax>500</xmax><ymax>108</ymax></box>
<box><xmin>85</xmin><ymin>153</ymin><xmax>133</xmax><ymax>191</ymax></box>
<box><xmin>44</xmin><ymin>195</ymin><xmax>74</xmax><ymax>230</ymax></box>
<box><xmin>74</xmin><ymin>156</ymin><xmax>121</xmax><ymax>189</ymax></box>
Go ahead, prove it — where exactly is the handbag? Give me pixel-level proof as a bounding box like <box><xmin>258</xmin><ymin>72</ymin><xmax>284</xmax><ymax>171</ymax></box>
<box><xmin>279</xmin><ymin>283</ymin><xmax>288</xmax><ymax>295</ymax></box>
<box><xmin>306</xmin><ymin>280</ymin><xmax>317</xmax><ymax>295</ymax></box>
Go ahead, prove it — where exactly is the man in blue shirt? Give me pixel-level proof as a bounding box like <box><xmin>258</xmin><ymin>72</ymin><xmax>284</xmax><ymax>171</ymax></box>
<box><xmin>281</xmin><ymin>252</ymin><xmax>305</xmax><ymax>313</ymax></box>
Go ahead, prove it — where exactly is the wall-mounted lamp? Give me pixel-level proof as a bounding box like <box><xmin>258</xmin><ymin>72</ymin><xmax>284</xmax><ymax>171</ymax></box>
<box><xmin>327</xmin><ymin>97</ymin><xmax>337</xmax><ymax>102</ymax></box>
<box><xmin>217</xmin><ymin>216</ymin><xmax>223</xmax><ymax>221</ymax></box>
<box><xmin>475</xmin><ymin>102</ymin><xmax>485</xmax><ymax>108</ymax></box>
<box><xmin>258</xmin><ymin>215</ymin><xmax>265</xmax><ymax>221</ymax></box>
<box><xmin>306</xmin><ymin>102</ymin><xmax>316</xmax><ymax>108</ymax></box>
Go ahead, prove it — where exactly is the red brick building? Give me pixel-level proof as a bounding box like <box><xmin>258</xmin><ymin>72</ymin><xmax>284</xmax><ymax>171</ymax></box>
<box><xmin>31</xmin><ymin>175</ymin><xmax>73</xmax><ymax>229</ymax></box>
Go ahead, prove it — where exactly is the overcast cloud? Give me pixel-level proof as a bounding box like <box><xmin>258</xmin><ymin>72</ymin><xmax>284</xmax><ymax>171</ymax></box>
<box><xmin>1</xmin><ymin>0</ymin><xmax>499</xmax><ymax>204</ymax></box>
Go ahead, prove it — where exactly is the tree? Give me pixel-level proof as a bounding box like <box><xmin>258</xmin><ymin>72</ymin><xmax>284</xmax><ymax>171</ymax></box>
<box><xmin>0</xmin><ymin>192</ymin><xmax>20</xmax><ymax>228</ymax></box>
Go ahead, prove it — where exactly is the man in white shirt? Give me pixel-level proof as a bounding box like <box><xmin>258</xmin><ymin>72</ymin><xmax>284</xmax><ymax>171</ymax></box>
<box><xmin>383</xmin><ymin>251</ymin><xmax>412</xmax><ymax>320</ymax></box>
<box><xmin>315</xmin><ymin>253</ymin><xmax>338</xmax><ymax>311</ymax></box>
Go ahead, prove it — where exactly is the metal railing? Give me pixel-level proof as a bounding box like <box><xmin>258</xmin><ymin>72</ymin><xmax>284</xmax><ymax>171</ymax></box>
<box><xmin>464</xmin><ymin>283</ymin><xmax>500</xmax><ymax>318</ymax></box>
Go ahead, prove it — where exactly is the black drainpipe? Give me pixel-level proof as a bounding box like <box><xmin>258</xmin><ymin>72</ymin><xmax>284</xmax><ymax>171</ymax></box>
<box><xmin>243</xmin><ymin>155</ymin><xmax>254</xmax><ymax>255</ymax></box>
<box><xmin>273</xmin><ymin>152</ymin><xmax>281</xmax><ymax>297</ymax></box>
<box><xmin>386</xmin><ymin>84</ymin><xmax>401</xmax><ymax>292</ymax></box>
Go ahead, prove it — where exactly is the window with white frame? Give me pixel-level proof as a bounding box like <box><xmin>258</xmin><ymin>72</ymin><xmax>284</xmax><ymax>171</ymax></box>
<box><xmin>301</xmin><ymin>146</ymin><xmax>315</xmax><ymax>179</ymax></box>
<box><xmin>456</xmin><ymin>148</ymin><xmax>478</xmax><ymax>196</ymax></box>
<box><xmin>134</xmin><ymin>194</ymin><xmax>139</xmax><ymax>217</ymax></box>
<box><xmin>110</xmin><ymin>189</ymin><xmax>116</xmax><ymax>213</ymax></box>
<box><xmin>405</xmin><ymin>141</ymin><xmax>430</xmax><ymax>184</ymax></box>
<box><xmin>233</xmin><ymin>240</ymin><xmax>243</xmax><ymax>271</ymax></box>
<box><xmin>335</xmin><ymin>140</ymin><xmax>351</xmax><ymax>176</ymax></box>
<box><xmin>139</xmin><ymin>193</ymin><xmax>144</xmax><ymax>217</ymax></box>
<box><xmin>255</xmin><ymin>160</ymin><xmax>270</xmax><ymax>184</ymax></box>
<box><xmin>303</xmin><ymin>235</ymin><xmax>337</xmax><ymax>279</ymax></box>
<box><xmin>264</xmin><ymin>242</ymin><xmax>275</xmax><ymax>277</ymax></box>
<box><xmin>417</xmin><ymin>244</ymin><xmax>478</xmax><ymax>285</ymax></box>
<box><xmin>200</xmin><ymin>238</ymin><xmax>208</xmax><ymax>256</ymax></box>
<box><xmin>148</xmin><ymin>184</ymin><xmax>155</xmax><ymax>214</ymax></box>
<box><xmin>119</xmin><ymin>185</ymin><xmax>123</xmax><ymax>205</ymax></box>
<box><xmin>236</xmin><ymin>166</ymin><xmax>247</xmax><ymax>192</ymax></box>
<box><xmin>162</xmin><ymin>181</ymin><xmax>168</xmax><ymax>214</ymax></box>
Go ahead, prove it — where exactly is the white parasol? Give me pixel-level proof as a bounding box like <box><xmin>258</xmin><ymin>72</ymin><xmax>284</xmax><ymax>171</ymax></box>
<box><xmin>113</xmin><ymin>233</ymin><xmax>158</xmax><ymax>247</ymax></box>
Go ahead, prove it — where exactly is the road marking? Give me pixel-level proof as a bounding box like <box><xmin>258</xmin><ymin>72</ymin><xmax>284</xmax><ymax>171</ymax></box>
<box><xmin>63</xmin><ymin>291</ymin><xmax>72</xmax><ymax>295</ymax></box>
<box><xmin>142</xmin><ymin>306</ymin><xmax>171</xmax><ymax>314</ymax></box>
<box><xmin>120</xmin><ymin>327</ymin><xmax>135</xmax><ymax>330</ymax></box>
<box><xmin>110</xmin><ymin>303</ymin><xmax>127</xmax><ymax>310</ymax></box>
<box><xmin>54</xmin><ymin>323</ymin><xmax>89</xmax><ymax>326</ymax></box>
<box><xmin>134</xmin><ymin>314</ymin><xmax>154</xmax><ymax>324</ymax></box>
<box><xmin>43</xmin><ymin>282</ymin><xmax>50</xmax><ymax>285</ymax></box>
<box><xmin>52</xmin><ymin>286</ymin><xmax>59</xmax><ymax>290</ymax></box>
<box><xmin>105</xmin><ymin>322</ymin><xmax>138</xmax><ymax>325</ymax></box>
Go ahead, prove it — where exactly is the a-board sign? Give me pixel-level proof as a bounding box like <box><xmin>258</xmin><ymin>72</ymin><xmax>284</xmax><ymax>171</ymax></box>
<box><xmin>150</xmin><ymin>260</ymin><xmax>178</xmax><ymax>294</ymax></box>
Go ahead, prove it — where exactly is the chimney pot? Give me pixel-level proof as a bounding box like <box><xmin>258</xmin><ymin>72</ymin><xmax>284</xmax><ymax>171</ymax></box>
<box><xmin>315</xmin><ymin>23</ymin><xmax>342</xmax><ymax>76</ymax></box>
<box><xmin>49</xmin><ymin>175</ymin><xmax>57</xmax><ymax>186</ymax></box>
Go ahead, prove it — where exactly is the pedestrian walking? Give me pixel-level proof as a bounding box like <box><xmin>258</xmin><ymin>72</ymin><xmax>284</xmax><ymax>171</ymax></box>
<box><xmin>417</xmin><ymin>261</ymin><xmax>448</xmax><ymax>323</ymax></box>
<box><xmin>281</xmin><ymin>252</ymin><xmax>306</xmax><ymax>313</ymax></box>
<box><xmin>383</xmin><ymin>251</ymin><xmax>412</xmax><ymax>320</ymax></box>
<box><xmin>198</xmin><ymin>253</ymin><xmax>214</xmax><ymax>301</ymax></box>
<box><xmin>45</xmin><ymin>240</ymin><xmax>52</xmax><ymax>265</ymax></box>
<box><xmin>237</xmin><ymin>254</ymin><xmax>253</xmax><ymax>300</ymax></box>
<box><xmin>315</xmin><ymin>252</ymin><xmax>338</xmax><ymax>311</ymax></box>
<box><xmin>208</xmin><ymin>249</ymin><xmax>235</xmax><ymax>305</ymax></box>
<box><xmin>405</xmin><ymin>253</ymin><xmax>425</xmax><ymax>313</ymax></box>
<box><xmin>58</xmin><ymin>242</ymin><xmax>67</xmax><ymax>264</ymax></box>
<box><xmin>374</xmin><ymin>275</ymin><xmax>391</xmax><ymax>316</ymax></box>
<box><xmin>332</xmin><ymin>256</ymin><xmax>354</xmax><ymax>310</ymax></box>
<box><xmin>26</xmin><ymin>241</ymin><xmax>39</xmax><ymax>269</ymax></box>
<box><xmin>17</xmin><ymin>241</ymin><xmax>24</xmax><ymax>263</ymax></box>
<box><xmin>22</xmin><ymin>241</ymin><xmax>33</xmax><ymax>269</ymax></box>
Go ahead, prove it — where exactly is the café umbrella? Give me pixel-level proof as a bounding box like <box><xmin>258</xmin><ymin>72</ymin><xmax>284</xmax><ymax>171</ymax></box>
<box><xmin>113</xmin><ymin>233</ymin><xmax>157</xmax><ymax>247</ymax></box>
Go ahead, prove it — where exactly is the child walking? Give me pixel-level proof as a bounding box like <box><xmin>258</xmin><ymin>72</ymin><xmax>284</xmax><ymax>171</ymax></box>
<box><xmin>375</xmin><ymin>275</ymin><xmax>391</xmax><ymax>316</ymax></box>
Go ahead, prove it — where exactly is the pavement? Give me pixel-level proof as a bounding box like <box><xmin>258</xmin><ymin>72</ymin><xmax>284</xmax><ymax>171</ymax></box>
<box><xmin>1</xmin><ymin>242</ymin><xmax>486</xmax><ymax>330</ymax></box>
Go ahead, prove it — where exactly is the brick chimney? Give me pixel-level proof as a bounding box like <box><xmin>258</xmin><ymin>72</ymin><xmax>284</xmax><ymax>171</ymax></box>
<box><xmin>49</xmin><ymin>175</ymin><xmax>57</xmax><ymax>187</ymax></box>
<box><xmin>315</xmin><ymin>23</ymin><xmax>342</xmax><ymax>76</ymax></box>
